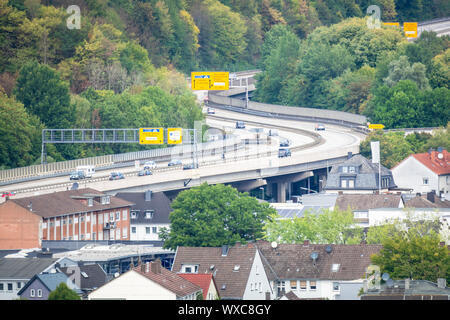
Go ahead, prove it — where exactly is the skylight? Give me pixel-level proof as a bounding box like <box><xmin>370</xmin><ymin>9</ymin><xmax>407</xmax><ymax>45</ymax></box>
<box><xmin>332</xmin><ymin>264</ymin><xmax>340</xmax><ymax>272</ymax></box>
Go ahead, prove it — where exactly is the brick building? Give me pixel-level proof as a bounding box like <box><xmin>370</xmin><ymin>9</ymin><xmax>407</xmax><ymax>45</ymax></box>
<box><xmin>0</xmin><ymin>189</ymin><xmax>134</xmax><ymax>249</ymax></box>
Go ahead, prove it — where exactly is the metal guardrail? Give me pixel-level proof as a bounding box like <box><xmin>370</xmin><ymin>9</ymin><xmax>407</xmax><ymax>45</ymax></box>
<box><xmin>418</xmin><ymin>17</ymin><xmax>450</xmax><ymax>26</ymax></box>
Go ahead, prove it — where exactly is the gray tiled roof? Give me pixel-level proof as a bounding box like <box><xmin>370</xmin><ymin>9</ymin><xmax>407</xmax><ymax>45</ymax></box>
<box><xmin>325</xmin><ymin>154</ymin><xmax>397</xmax><ymax>190</ymax></box>
<box><xmin>60</xmin><ymin>264</ymin><xmax>108</xmax><ymax>291</ymax></box>
<box><xmin>335</xmin><ymin>194</ymin><xmax>403</xmax><ymax>211</ymax></box>
<box><xmin>115</xmin><ymin>192</ymin><xmax>171</xmax><ymax>224</ymax></box>
<box><xmin>36</xmin><ymin>272</ymin><xmax>82</xmax><ymax>293</ymax></box>
<box><xmin>256</xmin><ymin>241</ymin><xmax>382</xmax><ymax>281</ymax></box>
<box><xmin>0</xmin><ymin>258</ymin><xmax>57</xmax><ymax>279</ymax></box>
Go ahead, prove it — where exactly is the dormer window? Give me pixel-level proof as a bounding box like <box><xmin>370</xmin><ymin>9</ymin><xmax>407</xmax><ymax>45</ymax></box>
<box><xmin>101</xmin><ymin>196</ymin><xmax>110</xmax><ymax>205</ymax></box>
<box><xmin>131</xmin><ymin>211</ymin><xmax>138</xmax><ymax>219</ymax></box>
<box><xmin>145</xmin><ymin>210</ymin><xmax>154</xmax><ymax>219</ymax></box>
<box><xmin>182</xmin><ymin>264</ymin><xmax>198</xmax><ymax>273</ymax></box>
<box><xmin>233</xmin><ymin>265</ymin><xmax>240</xmax><ymax>272</ymax></box>
<box><xmin>88</xmin><ymin>198</ymin><xmax>93</xmax><ymax>207</ymax></box>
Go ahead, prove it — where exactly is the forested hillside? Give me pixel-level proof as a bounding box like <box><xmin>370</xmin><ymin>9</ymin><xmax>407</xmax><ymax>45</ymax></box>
<box><xmin>0</xmin><ymin>0</ymin><xmax>449</xmax><ymax>169</ymax></box>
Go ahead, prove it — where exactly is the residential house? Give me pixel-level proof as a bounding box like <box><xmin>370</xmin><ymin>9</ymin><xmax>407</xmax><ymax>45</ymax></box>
<box><xmin>18</xmin><ymin>272</ymin><xmax>82</xmax><ymax>300</ymax></box>
<box><xmin>256</xmin><ymin>240</ymin><xmax>382</xmax><ymax>300</ymax></box>
<box><xmin>115</xmin><ymin>191</ymin><xmax>171</xmax><ymax>241</ymax></box>
<box><xmin>88</xmin><ymin>260</ymin><xmax>202</xmax><ymax>300</ymax></box>
<box><xmin>172</xmin><ymin>243</ymin><xmax>274</xmax><ymax>300</ymax></box>
<box><xmin>0</xmin><ymin>188</ymin><xmax>134</xmax><ymax>249</ymax></box>
<box><xmin>0</xmin><ymin>258</ymin><xmax>57</xmax><ymax>300</ymax></box>
<box><xmin>59</xmin><ymin>264</ymin><xmax>108</xmax><ymax>298</ymax></box>
<box><xmin>361</xmin><ymin>278</ymin><xmax>449</xmax><ymax>300</ymax></box>
<box><xmin>392</xmin><ymin>148</ymin><xmax>450</xmax><ymax>200</ymax></box>
<box><xmin>324</xmin><ymin>154</ymin><xmax>397</xmax><ymax>193</ymax></box>
<box><xmin>178</xmin><ymin>273</ymin><xmax>220</xmax><ymax>300</ymax></box>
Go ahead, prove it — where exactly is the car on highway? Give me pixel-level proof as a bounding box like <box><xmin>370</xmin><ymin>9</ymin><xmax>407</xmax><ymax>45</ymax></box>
<box><xmin>235</xmin><ymin>121</ymin><xmax>246</xmax><ymax>129</ymax></box>
<box><xmin>138</xmin><ymin>169</ymin><xmax>152</xmax><ymax>176</ymax></box>
<box><xmin>70</xmin><ymin>171</ymin><xmax>86</xmax><ymax>180</ymax></box>
<box><xmin>109</xmin><ymin>172</ymin><xmax>125</xmax><ymax>180</ymax></box>
<box><xmin>143</xmin><ymin>160</ymin><xmax>157</xmax><ymax>169</ymax></box>
<box><xmin>183</xmin><ymin>163</ymin><xmax>195</xmax><ymax>170</ymax></box>
<box><xmin>168</xmin><ymin>159</ymin><xmax>183</xmax><ymax>166</ymax></box>
<box><xmin>278</xmin><ymin>148</ymin><xmax>291</xmax><ymax>158</ymax></box>
<box><xmin>279</xmin><ymin>139</ymin><xmax>290</xmax><ymax>147</ymax></box>
<box><xmin>207</xmin><ymin>107</ymin><xmax>215</xmax><ymax>114</ymax></box>
<box><xmin>315</xmin><ymin>123</ymin><xmax>325</xmax><ymax>131</ymax></box>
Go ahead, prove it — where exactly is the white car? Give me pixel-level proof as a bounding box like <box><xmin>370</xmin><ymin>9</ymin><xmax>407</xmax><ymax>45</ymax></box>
<box><xmin>143</xmin><ymin>160</ymin><xmax>157</xmax><ymax>169</ymax></box>
<box><xmin>207</xmin><ymin>107</ymin><xmax>215</xmax><ymax>114</ymax></box>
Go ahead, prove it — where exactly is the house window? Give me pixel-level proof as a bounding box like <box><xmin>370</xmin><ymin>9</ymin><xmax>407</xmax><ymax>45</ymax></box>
<box><xmin>98</xmin><ymin>214</ymin><xmax>102</xmax><ymax>225</ymax></box>
<box><xmin>116</xmin><ymin>211</ymin><xmax>120</xmax><ymax>221</ymax></box>
<box><xmin>62</xmin><ymin>219</ymin><xmax>66</xmax><ymax>225</ymax></box>
<box><xmin>152</xmin><ymin>227</ymin><xmax>157</xmax><ymax>234</ymax></box>
<box><xmin>17</xmin><ymin>282</ymin><xmax>21</xmax><ymax>289</ymax></box>
<box><xmin>7</xmin><ymin>283</ymin><xmax>12</xmax><ymax>291</ymax></box>
<box><xmin>182</xmin><ymin>265</ymin><xmax>198</xmax><ymax>273</ymax></box>
<box><xmin>299</xmin><ymin>280</ymin><xmax>307</xmax><ymax>290</ymax></box>
<box><xmin>145</xmin><ymin>210</ymin><xmax>154</xmax><ymax>219</ymax></box>
<box><xmin>80</xmin><ymin>216</ymin><xmax>84</xmax><ymax>223</ymax></box>
<box><xmin>348</xmin><ymin>166</ymin><xmax>356</xmax><ymax>173</ymax></box>
<box><xmin>423</xmin><ymin>178</ymin><xmax>429</xmax><ymax>185</ymax></box>
<box><xmin>122</xmin><ymin>210</ymin><xmax>127</xmax><ymax>220</ymax></box>
<box><xmin>116</xmin><ymin>229</ymin><xmax>121</xmax><ymax>239</ymax></box>
<box><xmin>310</xmin><ymin>281</ymin><xmax>317</xmax><ymax>290</ymax></box>
<box><xmin>0</xmin><ymin>283</ymin><xmax>3</xmax><ymax>291</ymax></box>
<box><xmin>110</xmin><ymin>212</ymin><xmax>115</xmax><ymax>222</ymax></box>
<box><xmin>80</xmin><ymin>234</ymin><xmax>85</xmax><ymax>240</ymax></box>
<box><xmin>37</xmin><ymin>289</ymin><xmax>42</xmax><ymax>297</ymax></box>
<box><xmin>92</xmin><ymin>232</ymin><xmax>96</xmax><ymax>240</ymax></box>
<box><xmin>122</xmin><ymin>227</ymin><xmax>127</xmax><ymax>238</ymax></box>
<box><xmin>333</xmin><ymin>282</ymin><xmax>340</xmax><ymax>291</ymax></box>
<box><xmin>145</xmin><ymin>227</ymin><xmax>150</xmax><ymax>234</ymax></box>
<box><xmin>101</xmin><ymin>196</ymin><xmax>110</xmax><ymax>204</ymax></box>
<box><xmin>132</xmin><ymin>227</ymin><xmax>136</xmax><ymax>234</ymax></box>
<box><xmin>88</xmin><ymin>198</ymin><xmax>93</xmax><ymax>207</ymax></box>
<box><xmin>131</xmin><ymin>211</ymin><xmax>137</xmax><ymax>219</ymax></box>
<box><xmin>104</xmin><ymin>213</ymin><xmax>108</xmax><ymax>223</ymax></box>
<box><xmin>341</xmin><ymin>166</ymin><xmax>348</xmax><ymax>173</ymax></box>
<box><xmin>30</xmin><ymin>289</ymin><xmax>35</xmax><ymax>297</ymax></box>
<box><xmin>290</xmin><ymin>280</ymin><xmax>297</xmax><ymax>290</ymax></box>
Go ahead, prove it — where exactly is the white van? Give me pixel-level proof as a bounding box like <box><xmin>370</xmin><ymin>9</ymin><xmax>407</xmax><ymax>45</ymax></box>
<box><xmin>76</xmin><ymin>165</ymin><xmax>95</xmax><ymax>178</ymax></box>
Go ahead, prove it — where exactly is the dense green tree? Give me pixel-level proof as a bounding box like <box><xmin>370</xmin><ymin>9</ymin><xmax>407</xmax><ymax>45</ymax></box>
<box><xmin>48</xmin><ymin>283</ymin><xmax>81</xmax><ymax>300</ymax></box>
<box><xmin>14</xmin><ymin>61</ymin><xmax>74</xmax><ymax>128</ymax></box>
<box><xmin>360</xmin><ymin>130</ymin><xmax>413</xmax><ymax>168</ymax></box>
<box><xmin>0</xmin><ymin>91</ymin><xmax>42</xmax><ymax>168</ymax></box>
<box><xmin>429</xmin><ymin>48</ymin><xmax>450</xmax><ymax>89</ymax></box>
<box><xmin>160</xmin><ymin>183</ymin><xmax>275</xmax><ymax>249</ymax></box>
<box><xmin>383</xmin><ymin>56</ymin><xmax>430</xmax><ymax>90</ymax></box>
<box><xmin>422</xmin><ymin>124</ymin><xmax>450</xmax><ymax>152</ymax></box>
<box><xmin>264</xmin><ymin>208</ymin><xmax>363</xmax><ymax>244</ymax></box>
<box><xmin>370</xmin><ymin>222</ymin><xmax>450</xmax><ymax>282</ymax></box>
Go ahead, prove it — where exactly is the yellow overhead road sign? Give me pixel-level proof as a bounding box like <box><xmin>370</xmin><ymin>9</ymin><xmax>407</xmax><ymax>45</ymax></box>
<box><xmin>139</xmin><ymin>128</ymin><xmax>164</xmax><ymax>144</ymax></box>
<box><xmin>403</xmin><ymin>22</ymin><xmax>418</xmax><ymax>38</ymax></box>
<box><xmin>167</xmin><ymin>128</ymin><xmax>183</xmax><ymax>144</ymax></box>
<box><xmin>368</xmin><ymin>124</ymin><xmax>385</xmax><ymax>130</ymax></box>
<box><xmin>191</xmin><ymin>72</ymin><xmax>229</xmax><ymax>90</ymax></box>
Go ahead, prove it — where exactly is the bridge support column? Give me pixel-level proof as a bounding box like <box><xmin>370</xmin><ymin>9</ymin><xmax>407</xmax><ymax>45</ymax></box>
<box><xmin>277</xmin><ymin>182</ymin><xmax>287</xmax><ymax>203</ymax></box>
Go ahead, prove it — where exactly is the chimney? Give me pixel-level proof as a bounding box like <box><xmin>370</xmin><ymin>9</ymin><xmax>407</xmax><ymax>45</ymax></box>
<box><xmin>145</xmin><ymin>190</ymin><xmax>152</xmax><ymax>202</ymax></box>
<box><xmin>151</xmin><ymin>259</ymin><xmax>162</xmax><ymax>274</ymax></box>
<box><xmin>140</xmin><ymin>262</ymin><xmax>145</xmax><ymax>273</ymax></box>
<box><xmin>235</xmin><ymin>241</ymin><xmax>241</xmax><ymax>247</ymax></box>
<box><xmin>265</xmin><ymin>292</ymin><xmax>271</xmax><ymax>300</ymax></box>
<box><xmin>28</xmin><ymin>202</ymin><xmax>32</xmax><ymax>211</ymax></box>
<box><xmin>437</xmin><ymin>278</ymin><xmax>446</xmax><ymax>289</ymax></box>
<box><xmin>360</xmin><ymin>240</ymin><xmax>366</xmax><ymax>245</ymax></box>
<box><xmin>431</xmin><ymin>151</ymin><xmax>436</xmax><ymax>162</ymax></box>
<box><xmin>347</xmin><ymin>152</ymin><xmax>353</xmax><ymax>159</ymax></box>
<box><xmin>303</xmin><ymin>240</ymin><xmax>310</xmax><ymax>246</ymax></box>
<box><xmin>145</xmin><ymin>261</ymin><xmax>150</xmax><ymax>273</ymax></box>
<box><xmin>405</xmin><ymin>278</ymin><xmax>410</xmax><ymax>290</ymax></box>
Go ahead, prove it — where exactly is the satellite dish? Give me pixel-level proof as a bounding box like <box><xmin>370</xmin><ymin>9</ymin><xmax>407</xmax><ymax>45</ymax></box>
<box><xmin>114</xmin><ymin>272</ymin><xmax>120</xmax><ymax>278</ymax></box>
<box><xmin>310</xmin><ymin>252</ymin><xmax>319</xmax><ymax>260</ymax></box>
<box><xmin>438</xmin><ymin>153</ymin><xmax>443</xmax><ymax>159</ymax></box>
<box><xmin>271</xmin><ymin>241</ymin><xmax>278</xmax><ymax>249</ymax></box>
<box><xmin>325</xmin><ymin>245</ymin><xmax>332</xmax><ymax>253</ymax></box>
<box><xmin>71</xmin><ymin>182</ymin><xmax>79</xmax><ymax>190</ymax></box>
<box><xmin>382</xmin><ymin>273</ymin><xmax>390</xmax><ymax>281</ymax></box>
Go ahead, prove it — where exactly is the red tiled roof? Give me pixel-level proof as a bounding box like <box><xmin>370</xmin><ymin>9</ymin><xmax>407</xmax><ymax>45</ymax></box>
<box><xmin>412</xmin><ymin>150</ymin><xmax>450</xmax><ymax>175</ymax></box>
<box><xmin>178</xmin><ymin>273</ymin><xmax>217</xmax><ymax>299</ymax></box>
<box><xmin>134</xmin><ymin>262</ymin><xmax>201</xmax><ymax>298</ymax></box>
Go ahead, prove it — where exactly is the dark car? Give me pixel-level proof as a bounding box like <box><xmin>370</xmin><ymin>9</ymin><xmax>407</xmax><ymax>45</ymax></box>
<box><xmin>278</xmin><ymin>148</ymin><xmax>291</xmax><ymax>158</ymax></box>
<box><xmin>70</xmin><ymin>171</ymin><xmax>86</xmax><ymax>180</ymax></box>
<box><xmin>109</xmin><ymin>172</ymin><xmax>125</xmax><ymax>180</ymax></box>
<box><xmin>138</xmin><ymin>169</ymin><xmax>152</xmax><ymax>176</ymax></box>
<box><xmin>235</xmin><ymin>121</ymin><xmax>245</xmax><ymax>129</ymax></box>
<box><xmin>168</xmin><ymin>159</ymin><xmax>182</xmax><ymax>166</ymax></box>
<box><xmin>279</xmin><ymin>139</ymin><xmax>290</xmax><ymax>147</ymax></box>
<box><xmin>183</xmin><ymin>163</ymin><xmax>195</xmax><ymax>170</ymax></box>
